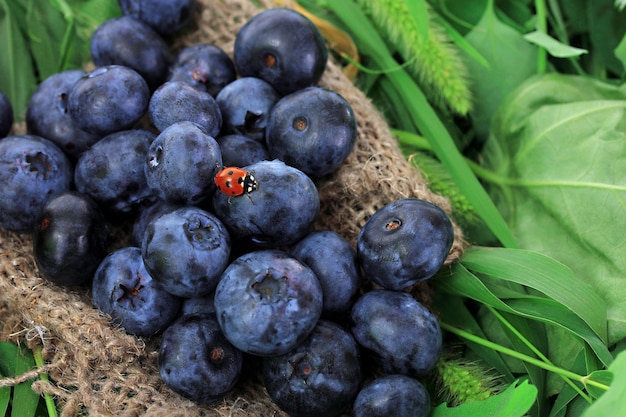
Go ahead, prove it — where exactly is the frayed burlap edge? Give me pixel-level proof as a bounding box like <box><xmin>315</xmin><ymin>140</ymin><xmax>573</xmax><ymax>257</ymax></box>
<box><xmin>0</xmin><ymin>0</ymin><xmax>466</xmax><ymax>416</ymax></box>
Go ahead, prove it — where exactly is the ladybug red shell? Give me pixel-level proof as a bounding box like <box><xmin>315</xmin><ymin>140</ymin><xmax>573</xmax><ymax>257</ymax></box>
<box><xmin>214</xmin><ymin>166</ymin><xmax>258</xmax><ymax>197</ymax></box>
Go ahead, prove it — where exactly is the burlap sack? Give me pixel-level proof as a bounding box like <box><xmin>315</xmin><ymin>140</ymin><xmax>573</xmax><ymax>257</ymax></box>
<box><xmin>0</xmin><ymin>0</ymin><xmax>465</xmax><ymax>415</ymax></box>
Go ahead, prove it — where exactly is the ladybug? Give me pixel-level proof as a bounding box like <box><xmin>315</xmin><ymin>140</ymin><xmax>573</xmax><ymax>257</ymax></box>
<box><xmin>214</xmin><ymin>166</ymin><xmax>258</xmax><ymax>198</ymax></box>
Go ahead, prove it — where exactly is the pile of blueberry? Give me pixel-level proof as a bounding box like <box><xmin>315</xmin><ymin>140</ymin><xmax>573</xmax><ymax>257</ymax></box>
<box><xmin>0</xmin><ymin>2</ymin><xmax>455</xmax><ymax>416</ymax></box>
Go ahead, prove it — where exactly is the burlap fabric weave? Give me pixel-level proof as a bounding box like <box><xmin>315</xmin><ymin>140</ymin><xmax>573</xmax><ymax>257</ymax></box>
<box><xmin>0</xmin><ymin>0</ymin><xmax>465</xmax><ymax>415</ymax></box>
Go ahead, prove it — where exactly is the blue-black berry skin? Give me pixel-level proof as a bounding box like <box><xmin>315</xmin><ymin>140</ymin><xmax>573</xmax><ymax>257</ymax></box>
<box><xmin>216</xmin><ymin>134</ymin><xmax>270</xmax><ymax>167</ymax></box>
<box><xmin>68</xmin><ymin>65</ymin><xmax>150</xmax><ymax>136</ymax></box>
<box><xmin>141</xmin><ymin>206</ymin><xmax>231</xmax><ymax>298</ymax></box>
<box><xmin>145</xmin><ymin>121</ymin><xmax>222</xmax><ymax>205</ymax></box>
<box><xmin>262</xmin><ymin>320</ymin><xmax>362</xmax><ymax>417</ymax></box>
<box><xmin>357</xmin><ymin>198</ymin><xmax>454</xmax><ymax>290</ymax></box>
<box><xmin>0</xmin><ymin>135</ymin><xmax>72</xmax><ymax>232</ymax></box>
<box><xmin>0</xmin><ymin>91</ymin><xmax>14</xmax><ymax>138</ymax></box>
<box><xmin>119</xmin><ymin>0</ymin><xmax>196</xmax><ymax>36</ymax></box>
<box><xmin>234</xmin><ymin>8</ymin><xmax>327</xmax><ymax>95</ymax></box>
<box><xmin>215</xmin><ymin>77</ymin><xmax>280</xmax><ymax>142</ymax></box>
<box><xmin>289</xmin><ymin>230</ymin><xmax>361</xmax><ymax>317</ymax></box>
<box><xmin>92</xmin><ymin>247</ymin><xmax>182</xmax><ymax>337</ymax></box>
<box><xmin>212</xmin><ymin>160</ymin><xmax>319</xmax><ymax>247</ymax></box>
<box><xmin>214</xmin><ymin>250</ymin><xmax>323</xmax><ymax>357</ymax></box>
<box><xmin>350</xmin><ymin>290</ymin><xmax>442</xmax><ymax>377</ymax></box>
<box><xmin>266</xmin><ymin>86</ymin><xmax>357</xmax><ymax>177</ymax></box>
<box><xmin>74</xmin><ymin>129</ymin><xmax>157</xmax><ymax>215</ymax></box>
<box><xmin>353</xmin><ymin>374</ymin><xmax>431</xmax><ymax>417</ymax></box>
<box><xmin>168</xmin><ymin>44</ymin><xmax>236</xmax><ymax>97</ymax></box>
<box><xmin>148</xmin><ymin>80</ymin><xmax>222</xmax><ymax>136</ymax></box>
<box><xmin>181</xmin><ymin>291</ymin><xmax>216</xmax><ymax>317</ymax></box>
<box><xmin>158</xmin><ymin>313</ymin><xmax>243</xmax><ymax>404</ymax></box>
<box><xmin>131</xmin><ymin>201</ymin><xmax>180</xmax><ymax>247</ymax></box>
<box><xmin>33</xmin><ymin>192</ymin><xmax>111</xmax><ymax>287</ymax></box>
<box><xmin>90</xmin><ymin>16</ymin><xmax>172</xmax><ymax>89</ymax></box>
<box><xmin>26</xmin><ymin>70</ymin><xmax>101</xmax><ymax>159</ymax></box>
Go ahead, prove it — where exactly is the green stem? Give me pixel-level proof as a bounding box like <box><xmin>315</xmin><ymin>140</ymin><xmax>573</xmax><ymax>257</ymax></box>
<box><xmin>441</xmin><ymin>322</ymin><xmax>611</xmax><ymax>393</ymax></box>
<box><xmin>534</xmin><ymin>0</ymin><xmax>548</xmax><ymax>73</ymax></box>
<box><xmin>33</xmin><ymin>347</ymin><xmax>57</xmax><ymax>417</ymax></box>
<box><xmin>488</xmin><ymin>306</ymin><xmax>593</xmax><ymax>403</ymax></box>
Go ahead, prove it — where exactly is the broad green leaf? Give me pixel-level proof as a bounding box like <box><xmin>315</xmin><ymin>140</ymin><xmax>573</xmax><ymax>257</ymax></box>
<box><xmin>0</xmin><ymin>0</ymin><xmax>37</xmax><ymax>120</ymax></box>
<box><xmin>480</xmin><ymin>73</ymin><xmax>626</xmax><ymax>344</ymax></box>
<box><xmin>585</xmin><ymin>370</ymin><xmax>613</xmax><ymax>399</ymax></box>
<box><xmin>523</xmin><ymin>31</ymin><xmax>588</xmax><ymax>58</ymax></box>
<box><xmin>581</xmin><ymin>351</ymin><xmax>626</xmax><ymax>417</ymax></box>
<box><xmin>431</xmin><ymin>379</ymin><xmax>537</xmax><ymax>417</ymax></box>
<box><xmin>462</xmin><ymin>0</ymin><xmax>537</xmax><ymax>139</ymax></box>
<box><xmin>25</xmin><ymin>0</ymin><xmax>68</xmax><ymax>78</ymax></box>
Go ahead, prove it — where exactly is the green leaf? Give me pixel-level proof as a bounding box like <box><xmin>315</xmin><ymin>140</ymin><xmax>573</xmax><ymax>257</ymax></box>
<box><xmin>462</xmin><ymin>0</ymin><xmax>538</xmax><ymax>139</ymax></box>
<box><xmin>431</xmin><ymin>379</ymin><xmax>537</xmax><ymax>417</ymax></box>
<box><xmin>437</xmin><ymin>260</ymin><xmax>612</xmax><ymax>368</ymax></box>
<box><xmin>523</xmin><ymin>30</ymin><xmax>588</xmax><ymax>58</ymax></box>
<box><xmin>461</xmin><ymin>247</ymin><xmax>608</xmax><ymax>346</ymax></box>
<box><xmin>0</xmin><ymin>0</ymin><xmax>38</xmax><ymax>120</ymax></box>
<box><xmin>0</xmin><ymin>342</ymin><xmax>39</xmax><ymax>417</ymax></box>
<box><xmin>24</xmin><ymin>0</ymin><xmax>68</xmax><ymax>78</ymax></box>
<box><xmin>581</xmin><ymin>351</ymin><xmax>626</xmax><ymax>417</ymax></box>
<box><xmin>480</xmin><ymin>73</ymin><xmax>626</xmax><ymax>344</ymax></box>
<box><xmin>614</xmin><ymin>33</ymin><xmax>626</xmax><ymax>74</ymax></box>
<box><xmin>0</xmin><ymin>378</ymin><xmax>9</xmax><ymax>417</ymax></box>
<box><xmin>586</xmin><ymin>0</ymin><xmax>626</xmax><ymax>76</ymax></box>
<box><xmin>433</xmin><ymin>292</ymin><xmax>516</xmax><ymax>380</ymax></box>
<box><xmin>585</xmin><ymin>370</ymin><xmax>613</xmax><ymax>399</ymax></box>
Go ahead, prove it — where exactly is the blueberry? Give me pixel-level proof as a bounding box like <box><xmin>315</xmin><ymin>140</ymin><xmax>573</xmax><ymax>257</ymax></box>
<box><xmin>266</xmin><ymin>86</ymin><xmax>357</xmax><ymax>177</ymax></box>
<box><xmin>234</xmin><ymin>8</ymin><xmax>327</xmax><ymax>95</ymax></box>
<box><xmin>168</xmin><ymin>43</ymin><xmax>236</xmax><ymax>97</ymax></box>
<box><xmin>92</xmin><ymin>246</ymin><xmax>182</xmax><ymax>337</ymax></box>
<box><xmin>353</xmin><ymin>375</ymin><xmax>431</xmax><ymax>417</ymax></box>
<box><xmin>145</xmin><ymin>121</ymin><xmax>222</xmax><ymax>205</ymax></box>
<box><xmin>131</xmin><ymin>200</ymin><xmax>180</xmax><ymax>246</ymax></box>
<box><xmin>214</xmin><ymin>249</ymin><xmax>323</xmax><ymax>356</ymax></box>
<box><xmin>68</xmin><ymin>65</ymin><xmax>150</xmax><ymax>136</ymax></box>
<box><xmin>90</xmin><ymin>16</ymin><xmax>172</xmax><ymax>89</ymax></box>
<box><xmin>262</xmin><ymin>320</ymin><xmax>362</xmax><ymax>417</ymax></box>
<box><xmin>181</xmin><ymin>291</ymin><xmax>216</xmax><ymax>317</ymax></box>
<box><xmin>74</xmin><ymin>129</ymin><xmax>157</xmax><ymax>215</ymax></box>
<box><xmin>215</xmin><ymin>77</ymin><xmax>280</xmax><ymax>141</ymax></box>
<box><xmin>350</xmin><ymin>290</ymin><xmax>442</xmax><ymax>377</ymax></box>
<box><xmin>158</xmin><ymin>313</ymin><xmax>243</xmax><ymax>404</ymax></box>
<box><xmin>25</xmin><ymin>70</ymin><xmax>101</xmax><ymax>159</ymax></box>
<box><xmin>119</xmin><ymin>0</ymin><xmax>196</xmax><ymax>36</ymax></box>
<box><xmin>148</xmin><ymin>81</ymin><xmax>222</xmax><ymax>136</ymax></box>
<box><xmin>289</xmin><ymin>230</ymin><xmax>361</xmax><ymax>317</ymax></box>
<box><xmin>357</xmin><ymin>198</ymin><xmax>454</xmax><ymax>290</ymax></box>
<box><xmin>33</xmin><ymin>191</ymin><xmax>111</xmax><ymax>286</ymax></box>
<box><xmin>212</xmin><ymin>160</ymin><xmax>319</xmax><ymax>247</ymax></box>
<box><xmin>0</xmin><ymin>91</ymin><xmax>14</xmax><ymax>138</ymax></box>
<box><xmin>0</xmin><ymin>135</ymin><xmax>72</xmax><ymax>232</ymax></box>
<box><xmin>216</xmin><ymin>134</ymin><xmax>270</xmax><ymax>167</ymax></box>
<box><xmin>141</xmin><ymin>206</ymin><xmax>231</xmax><ymax>298</ymax></box>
